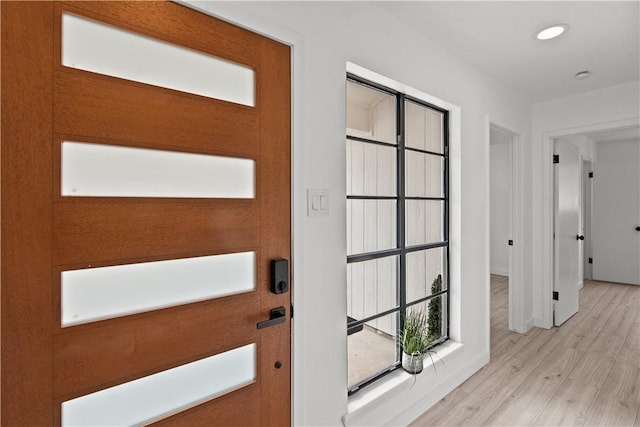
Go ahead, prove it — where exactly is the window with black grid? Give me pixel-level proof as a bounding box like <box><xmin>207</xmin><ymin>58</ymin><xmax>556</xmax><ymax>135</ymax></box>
<box><xmin>346</xmin><ymin>75</ymin><xmax>449</xmax><ymax>394</ymax></box>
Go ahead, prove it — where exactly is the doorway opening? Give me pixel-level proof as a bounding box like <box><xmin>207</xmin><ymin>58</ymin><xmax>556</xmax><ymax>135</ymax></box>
<box><xmin>551</xmin><ymin>125</ymin><xmax>639</xmax><ymax>327</ymax></box>
<box><xmin>489</xmin><ymin>124</ymin><xmax>518</xmax><ymax>333</ymax></box>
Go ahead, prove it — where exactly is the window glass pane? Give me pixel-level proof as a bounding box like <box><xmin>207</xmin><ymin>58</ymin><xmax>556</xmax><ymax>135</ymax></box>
<box><xmin>347</xmin><ymin>200</ymin><xmax>396</xmax><ymax>255</ymax></box>
<box><xmin>62</xmin><ymin>343</ymin><xmax>255</xmax><ymax>426</ymax></box>
<box><xmin>405</xmin><ymin>200</ymin><xmax>444</xmax><ymax>246</ymax></box>
<box><xmin>348</xmin><ymin>312</ymin><xmax>398</xmax><ymax>389</ymax></box>
<box><xmin>62</xmin><ymin>252</ymin><xmax>255</xmax><ymax>327</ymax></box>
<box><xmin>408</xmin><ymin>294</ymin><xmax>446</xmax><ymax>343</ymax></box>
<box><xmin>405</xmin><ymin>101</ymin><xmax>443</xmax><ymax>153</ymax></box>
<box><xmin>405</xmin><ymin>151</ymin><xmax>443</xmax><ymax>198</ymax></box>
<box><xmin>62</xmin><ymin>141</ymin><xmax>254</xmax><ymax>198</ymax></box>
<box><xmin>346</xmin><ymin>140</ymin><xmax>396</xmax><ymax>197</ymax></box>
<box><xmin>406</xmin><ymin>248</ymin><xmax>445</xmax><ymax>303</ymax></box>
<box><xmin>347</xmin><ymin>256</ymin><xmax>398</xmax><ymax>325</ymax></box>
<box><xmin>63</xmin><ymin>13</ymin><xmax>254</xmax><ymax>106</ymax></box>
<box><xmin>346</xmin><ymin>81</ymin><xmax>396</xmax><ymax>144</ymax></box>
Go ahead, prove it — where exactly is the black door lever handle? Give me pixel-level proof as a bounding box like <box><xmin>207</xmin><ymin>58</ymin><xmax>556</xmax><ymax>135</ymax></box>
<box><xmin>636</xmin><ymin>226</ymin><xmax>640</xmax><ymax>231</ymax></box>
<box><xmin>576</xmin><ymin>235</ymin><xmax>585</xmax><ymax>240</ymax></box>
<box><xmin>257</xmin><ymin>307</ymin><xmax>286</xmax><ymax>329</ymax></box>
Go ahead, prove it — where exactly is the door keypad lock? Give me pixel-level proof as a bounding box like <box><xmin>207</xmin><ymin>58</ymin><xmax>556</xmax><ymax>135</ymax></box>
<box><xmin>271</xmin><ymin>259</ymin><xmax>289</xmax><ymax>294</ymax></box>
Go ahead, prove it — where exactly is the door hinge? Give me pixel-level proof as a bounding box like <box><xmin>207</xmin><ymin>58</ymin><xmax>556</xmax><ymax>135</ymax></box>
<box><xmin>588</xmin><ymin>257</ymin><xmax>593</xmax><ymax>264</ymax></box>
<box><xmin>588</xmin><ymin>172</ymin><xmax>593</xmax><ymax>178</ymax></box>
<box><xmin>553</xmin><ymin>291</ymin><xmax>559</xmax><ymax>301</ymax></box>
<box><xmin>290</xmin><ymin>303</ymin><xmax>294</xmax><ymax>319</ymax></box>
<box><xmin>553</xmin><ymin>154</ymin><xmax>559</xmax><ymax>164</ymax></box>
<box><xmin>508</xmin><ymin>240</ymin><xmax>513</xmax><ymax>246</ymax></box>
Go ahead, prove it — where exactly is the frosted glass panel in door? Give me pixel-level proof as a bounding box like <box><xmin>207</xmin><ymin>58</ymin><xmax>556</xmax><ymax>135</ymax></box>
<box><xmin>62</xmin><ymin>13</ymin><xmax>255</xmax><ymax>106</ymax></box>
<box><xmin>62</xmin><ymin>344</ymin><xmax>256</xmax><ymax>426</ymax></box>
<box><xmin>62</xmin><ymin>141</ymin><xmax>254</xmax><ymax>198</ymax></box>
<box><xmin>62</xmin><ymin>252</ymin><xmax>255</xmax><ymax>326</ymax></box>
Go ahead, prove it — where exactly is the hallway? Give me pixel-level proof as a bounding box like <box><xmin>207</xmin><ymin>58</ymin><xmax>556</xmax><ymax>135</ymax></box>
<box><xmin>411</xmin><ymin>275</ymin><xmax>640</xmax><ymax>426</ymax></box>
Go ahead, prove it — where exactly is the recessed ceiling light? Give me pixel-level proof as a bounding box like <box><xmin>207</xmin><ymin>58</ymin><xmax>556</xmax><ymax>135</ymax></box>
<box><xmin>536</xmin><ymin>24</ymin><xmax>569</xmax><ymax>40</ymax></box>
<box><xmin>575</xmin><ymin>71</ymin><xmax>590</xmax><ymax>80</ymax></box>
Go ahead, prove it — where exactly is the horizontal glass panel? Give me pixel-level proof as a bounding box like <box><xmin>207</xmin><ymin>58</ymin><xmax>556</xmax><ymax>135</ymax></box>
<box><xmin>62</xmin><ymin>13</ymin><xmax>254</xmax><ymax>106</ymax></box>
<box><xmin>406</xmin><ymin>200</ymin><xmax>444</xmax><ymax>246</ymax></box>
<box><xmin>406</xmin><ymin>248</ymin><xmax>445</xmax><ymax>303</ymax></box>
<box><xmin>347</xmin><ymin>200</ymin><xmax>396</xmax><ymax>255</ymax></box>
<box><xmin>346</xmin><ymin>80</ymin><xmax>396</xmax><ymax>144</ymax></box>
<box><xmin>408</xmin><ymin>294</ymin><xmax>446</xmax><ymax>343</ymax></box>
<box><xmin>348</xmin><ymin>312</ymin><xmax>398</xmax><ymax>389</ymax></box>
<box><xmin>405</xmin><ymin>100</ymin><xmax>444</xmax><ymax>153</ymax></box>
<box><xmin>405</xmin><ymin>151</ymin><xmax>443</xmax><ymax>198</ymax></box>
<box><xmin>347</xmin><ymin>256</ymin><xmax>398</xmax><ymax>326</ymax></box>
<box><xmin>62</xmin><ymin>343</ymin><xmax>256</xmax><ymax>426</ymax></box>
<box><xmin>62</xmin><ymin>141</ymin><xmax>254</xmax><ymax>198</ymax></box>
<box><xmin>346</xmin><ymin>140</ymin><xmax>396</xmax><ymax>197</ymax></box>
<box><xmin>62</xmin><ymin>252</ymin><xmax>255</xmax><ymax>326</ymax></box>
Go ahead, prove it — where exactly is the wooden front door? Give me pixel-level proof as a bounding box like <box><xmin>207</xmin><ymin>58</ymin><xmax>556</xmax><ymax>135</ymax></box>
<box><xmin>1</xmin><ymin>2</ymin><xmax>291</xmax><ymax>425</ymax></box>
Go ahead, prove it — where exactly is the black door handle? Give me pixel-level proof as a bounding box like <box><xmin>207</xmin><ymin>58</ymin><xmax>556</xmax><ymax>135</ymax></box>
<box><xmin>576</xmin><ymin>235</ymin><xmax>584</xmax><ymax>240</ymax></box>
<box><xmin>636</xmin><ymin>226</ymin><xmax>640</xmax><ymax>231</ymax></box>
<box><xmin>257</xmin><ymin>307</ymin><xmax>286</xmax><ymax>329</ymax></box>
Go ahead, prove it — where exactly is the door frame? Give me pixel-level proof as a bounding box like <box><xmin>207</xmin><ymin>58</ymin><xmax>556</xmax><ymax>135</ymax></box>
<box><xmin>539</xmin><ymin>117</ymin><xmax>640</xmax><ymax>328</ymax></box>
<box><xmin>487</xmin><ymin>119</ymin><xmax>526</xmax><ymax>333</ymax></box>
<box><xmin>582</xmin><ymin>158</ymin><xmax>593</xmax><ymax>283</ymax></box>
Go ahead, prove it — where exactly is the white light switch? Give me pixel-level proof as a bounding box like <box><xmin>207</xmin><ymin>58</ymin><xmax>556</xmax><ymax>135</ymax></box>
<box><xmin>308</xmin><ymin>189</ymin><xmax>329</xmax><ymax>217</ymax></box>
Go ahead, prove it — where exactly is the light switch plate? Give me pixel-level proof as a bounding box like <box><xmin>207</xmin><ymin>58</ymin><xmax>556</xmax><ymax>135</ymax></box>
<box><xmin>307</xmin><ymin>189</ymin><xmax>329</xmax><ymax>217</ymax></box>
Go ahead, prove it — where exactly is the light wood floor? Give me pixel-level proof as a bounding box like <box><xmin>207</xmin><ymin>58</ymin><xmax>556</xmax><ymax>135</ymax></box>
<box><xmin>411</xmin><ymin>275</ymin><xmax>640</xmax><ymax>427</ymax></box>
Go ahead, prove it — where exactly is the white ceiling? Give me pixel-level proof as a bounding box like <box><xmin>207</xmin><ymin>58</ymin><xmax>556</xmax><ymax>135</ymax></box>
<box><xmin>376</xmin><ymin>1</ymin><xmax>640</xmax><ymax>103</ymax></box>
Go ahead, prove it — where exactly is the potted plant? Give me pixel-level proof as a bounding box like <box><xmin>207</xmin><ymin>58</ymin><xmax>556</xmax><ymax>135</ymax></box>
<box><xmin>399</xmin><ymin>308</ymin><xmax>434</xmax><ymax>374</ymax></box>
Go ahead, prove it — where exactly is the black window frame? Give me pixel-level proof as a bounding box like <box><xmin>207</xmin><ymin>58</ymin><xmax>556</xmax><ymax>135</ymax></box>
<box><xmin>346</xmin><ymin>73</ymin><xmax>450</xmax><ymax>395</ymax></box>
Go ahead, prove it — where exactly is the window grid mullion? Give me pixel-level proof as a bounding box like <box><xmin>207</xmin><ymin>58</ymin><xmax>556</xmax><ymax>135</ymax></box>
<box><xmin>397</xmin><ymin>92</ymin><xmax>406</xmax><ymax>366</ymax></box>
<box><xmin>444</xmin><ymin>111</ymin><xmax>451</xmax><ymax>340</ymax></box>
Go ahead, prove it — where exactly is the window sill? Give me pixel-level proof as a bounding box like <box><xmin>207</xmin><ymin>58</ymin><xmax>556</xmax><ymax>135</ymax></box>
<box><xmin>346</xmin><ymin>340</ymin><xmax>464</xmax><ymax>420</ymax></box>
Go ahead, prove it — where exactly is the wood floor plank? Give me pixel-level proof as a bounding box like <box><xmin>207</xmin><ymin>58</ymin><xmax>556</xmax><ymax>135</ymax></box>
<box><xmin>410</xmin><ymin>278</ymin><xmax>640</xmax><ymax>427</ymax></box>
<box><xmin>600</xmin><ymin>362</ymin><xmax>640</xmax><ymax>404</ymax></box>
<box><xmin>435</xmin><ymin>356</ymin><xmax>534</xmax><ymax>426</ymax></box>
<box><xmin>409</xmin><ymin>388</ymin><xmax>469</xmax><ymax>426</ymax></box>
<box><xmin>482</xmin><ymin>395</ymin><xmax>538</xmax><ymax>427</ymax></box>
<box><xmin>568</xmin><ymin>349</ymin><xmax>615</xmax><ymax>389</ymax></box>
<box><xmin>583</xmin><ymin>394</ymin><xmax>638</xmax><ymax>427</ymax></box>
<box><xmin>531</xmin><ymin>378</ymin><xmax>599</xmax><ymax>426</ymax></box>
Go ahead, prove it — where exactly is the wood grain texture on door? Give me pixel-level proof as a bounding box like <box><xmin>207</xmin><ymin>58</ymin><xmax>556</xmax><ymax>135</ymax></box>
<box><xmin>1</xmin><ymin>2</ymin><xmax>291</xmax><ymax>425</ymax></box>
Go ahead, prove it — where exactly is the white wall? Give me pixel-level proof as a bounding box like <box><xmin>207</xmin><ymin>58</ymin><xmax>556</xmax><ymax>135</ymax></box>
<box><xmin>592</xmin><ymin>139</ymin><xmax>640</xmax><ymax>285</ymax></box>
<box><xmin>531</xmin><ymin>81</ymin><xmax>640</xmax><ymax>327</ymax></box>
<box><xmin>490</xmin><ymin>133</ymin><xmax>510</xmax><ymax>276</ymax></box>
<box><xmin>184</xmin><ymin>2</ymin><xmax>531</xmax><ymax>426</ymax></box>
